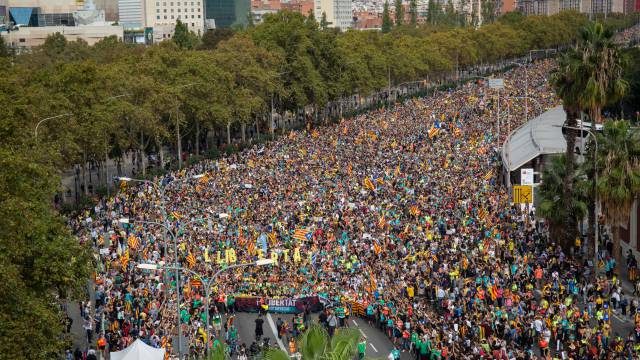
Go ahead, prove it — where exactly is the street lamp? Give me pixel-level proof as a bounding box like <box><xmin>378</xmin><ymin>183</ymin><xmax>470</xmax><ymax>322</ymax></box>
<box><xmin>116</xmin><ymin>174</ymin><xmax>204</xmax><ymax>359</ymax></box>
<box><xmin>560</xmin><ymin>125</ymin><xmax>599</xmax><ymax>277</ymax></box>
<box><xmin>136</xmin><ymin>258</ymin><xmax>275</xmax><ymax>356</ymax></box>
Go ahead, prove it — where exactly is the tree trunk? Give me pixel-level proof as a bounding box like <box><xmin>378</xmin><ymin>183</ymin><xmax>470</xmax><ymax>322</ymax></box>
<box><xmin>613</xmin><ymin>226</ymin><xmax>624</xmax><ymax>277</ymax></box>
<box><xmin>255</xmin><ymin>115</ymin><xmax>260</xmax><ymax>138</ymax></box>
<box><xmin>156</xmin><ymin>135</ymin><xmax>164</xmax><ymax>171</ymax></box>
<box><xmin>176</xmin><ymin>113</ymin><xmax>182</xmax><ymax>169</ymax></box>
<box><xmin>226</xmin><ymin>122</ymin><xmax>231</xmax><ymax>145</ymax></box>
<box><xmin>82</xmin><ymin>150</ymin><xmax>88</xmax><ymax>196</ymax></box>
<box><xmin>241</xmin><ymin>122</ymin><xmax>246</xmax><ymax>143</ymax></box>
<box><xmin>105</xmin><ymin>148</ymin><xmax>110</xmax><ymax>197</ymax></box>
<box><xmin>140</xmin><ymin>132</ymin><xmax>146</xmax><ymax>177</ymax></box>
<box><xmin>195</xmin><ymin>120</ymin><xmax>200</xmax><ymax>157</ymax></box>
<box><xmin>562</xmin><ymin>108</ymin><xmax>578</xmax><ymax>251</ymax></box>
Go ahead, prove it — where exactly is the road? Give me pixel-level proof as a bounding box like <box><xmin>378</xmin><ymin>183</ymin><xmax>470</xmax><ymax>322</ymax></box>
<box><xmin>226</xmin><ymin>312</ymin><xmax>412</xmax><ymax>359</ymax></box>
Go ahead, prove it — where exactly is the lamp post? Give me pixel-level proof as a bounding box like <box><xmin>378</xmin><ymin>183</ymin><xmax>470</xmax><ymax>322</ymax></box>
<box><xmin>117</xmin><ymin>174</ymin><xmax>204</xmax><ymax>359</ymax></box>
<box><xmin>136</xmin><ymin>258</ymin><xmax>275</xmax><ymax>356</ymax></box>
<box><xmin>561</xmin><ymin>125</ymin><xmax>599</xmax><ymax>277</ymax></box>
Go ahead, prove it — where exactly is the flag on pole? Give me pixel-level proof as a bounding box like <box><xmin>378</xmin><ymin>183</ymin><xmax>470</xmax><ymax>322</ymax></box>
<box><xmin>120</xmin><ymin>249</ymin><xmax>130</xmax><ymax>269</ymax></box>
<box><xmin>127</xmin><ymin>235</ymin><xmax>139</xmax><ymax>250</ymax></box>
<box><xmin>409</xmin><ymin>205</ymin><xmax>419</xmax><ymax>216</ymax></box>
<box><xmin>477</xmin><ymin>208</ymin><xmax>487</xmax><ymax>221</ymax></box>
<box><xmin>293</xmin><ymin>228</ymin><xmax>312</xmax><ymax>242</ymax></box>
<box><xmin>364</xmin><ymin>177</ymin><xmax>375</xmax><ymax>191</ymax></box>
<box><xmin>484</xmin><ymin>170</ymin><xmax>494</xmax><ymax>181</ymax></box>
<box><xmin>171</xmin><ymin>211</ymin><xmax>182</xmax><ymax>220</ymax></box>
<box><xmin>186</xmin><ymin>253</ymin><xmax>196</xmax><ymax>268</ymax></box>
<box><xmin>428</xmin><ymin>125</ymin><xmax>440</xmax><ymax>139</ymax></box>
<box><xmin>454</xmin><ymin>127</ymin><xmax>462</xmax><ymax>137</ymax></box>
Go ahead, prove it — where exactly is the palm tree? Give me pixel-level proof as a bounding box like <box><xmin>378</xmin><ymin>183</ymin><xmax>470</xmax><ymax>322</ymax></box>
<box><xmin>576</xmin><ymin>21</ymin><xmax>628</xmax><ymax>258</ymax></box>
<box><xmin>579</xmin><ymin>22</ymin><xmax>628</xmax><ymax>126</ymax></box>
<box><xmin>551</xmin><ymin>49</ymin><xmax>585</xmax><ymax>249</ymax></box>
<box><xmin>538</xmin><ymin>154</ymin><xmax>589</xmax><ymax>252</ymax></box>
<box><xmin>595</xmin><ymin>120</ymin><xmax>640</xmax><ymax>276</ymax></box>
<box><xmin>263</xmin><ymin>324</ymin><xmax>361</xmax><ymax>360</ymax></box>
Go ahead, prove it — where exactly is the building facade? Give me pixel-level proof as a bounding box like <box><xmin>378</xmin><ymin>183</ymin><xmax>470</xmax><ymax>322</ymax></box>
<box><xmin>205</xmin><ymin>0</ymin><xmax>249</xmax><ymax>28</ymax></box>
<box><xmin>1</xmin><ymin>24</ymin><xmax>123</xmax><ymax>47</ymax></box>
<box><xmin>517</xmin><ymin>0</ymin><xmax>630</xmax><ymax>15</ymax></box>
<box><xmin>313</xmin><ymin>0</ymin><xmax>351</xmax><ymax>30</ymax></box>
<box><xmin>145</xmin><ymin>0</ymin><xmax>204</xmax><ymax>33</ymax></box>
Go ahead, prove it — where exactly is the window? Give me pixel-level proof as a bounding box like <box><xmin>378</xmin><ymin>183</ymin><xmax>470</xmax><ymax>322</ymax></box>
<box><xmin>191</xmin><ymin>15</ymin><xmax>194</xmax><ymax>18</ymax></box>
<box><xmin>19</xmin><ymin>38</ymin><xmax>25</xmax><ymax>42</ymax></box>
<box><xmin>157</xmin><ymin>15</ymin><xmax>160</xmax><ymax>19</ymax></box>
<box><xmin>197</xmin><ymin>14</ymin><xmax>201</xmax><ymax>18</ymax></box>
<box><xmin>156</xmin><ymin>2</ymin><xmax>160</xmax><ymax>5</ymax></box>
<box><xmin>164</xmin><ymin>9</ymin><xmax>167</xmax><ymax>12</ymax></box>
<box><xmin>171</xmin><ymin>15</ymin><xmax>174</xmax><ymax>19</ymax></box>
<box><xmin>170</xmin><ymin>2</ymin><xmax>173</xmax><ymax>5</ymax></box>
<box><xmin>164</xmin><ymin>15</ymin><xmax>167</xmax><ymax>19</ymax></box>
<box><xmin>163</xmin><ymin>2</ymin><xmax>166</xmax><ymax>5</ymax></box>
<box><xmin>191</xmin><ymin>23</ymin><xmax>195</xmax><ymax>27</ymax></box>
<box><xmin>177</xmin><ymin>8</ymin><xmax>181</xmax><ymax>12</ymax></box>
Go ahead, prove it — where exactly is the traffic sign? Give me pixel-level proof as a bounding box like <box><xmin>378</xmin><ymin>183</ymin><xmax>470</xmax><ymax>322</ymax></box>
<box><xmin>513</xmin><ymin>185</ymin><xmax>533</xmax><ymax>204</ymax></box>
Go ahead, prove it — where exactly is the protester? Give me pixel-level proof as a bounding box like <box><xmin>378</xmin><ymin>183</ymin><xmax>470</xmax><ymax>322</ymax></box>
<box><xmin>74</xmin><ymin>58</ymin><xmax>640</xmax><ymax>359</ymax></box>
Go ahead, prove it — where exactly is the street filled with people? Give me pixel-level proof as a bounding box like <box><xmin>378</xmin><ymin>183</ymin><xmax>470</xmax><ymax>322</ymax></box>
<box><xmin>73</xmin><ymin>58</ymin><xmax>640</xmax><ymax>359</ymax></box>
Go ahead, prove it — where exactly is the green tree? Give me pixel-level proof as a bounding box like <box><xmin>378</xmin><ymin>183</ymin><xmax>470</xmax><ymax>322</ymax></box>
<box><xmin>409</xmin><ymin>0</ymin><xmax>418</xmax><ymax>26</ymax></box>
<box><xmin>264</xmin><ymin>324</ymin><xmax>360</xmax><ymax>360</ymax></box>
<box><xmin>382</xmin><ymin>1</ymin><xmax>393</xmax><ymax>33</ymax></box>
<box><xmin>173</xmin><ymin>20</ymin><xmax>200</xmax><ymax>49</ymax></box>
<box><xmin>320</xmin><ymin>11</ymin><xmax>330</xmax><ymax>29</ymax></box>
<box><xmin>595</xmin><ymin>121</ymin><xmax>640</xmax><ymax>276</ymax></box>
<box><xmin>579</xmin><ymin>22</ymin><xmax>628</xmax><ymax>126</ymax></box>
<box><xmin>538</xmin><ymin>155</ymin><xmax>589</xmax><ymax>251</ymax></box>
<box><xmin>395</xmin><ymin>0</ymin><xmax>405</xmax><ymax>26</ymax></box>
<box><xmin>551</xmin><ymin>48</ymin><xmax>585</xmax><ymax>249</ymax></box>
<box><xmin>199</xmin><ymin>28</ymin><xmax>235</xmax><ymax>50</ymax></box>
<box><xmin>0</xmin><ymin>36</ymin><xmax>13</xmax><ymax>57</ymax></box>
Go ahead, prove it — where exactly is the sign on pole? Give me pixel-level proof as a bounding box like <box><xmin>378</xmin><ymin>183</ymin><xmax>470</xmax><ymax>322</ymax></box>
<box><xmin>521</xmin><ymin>168</ymin><xmax>534</xmax><ymax>185</ymax></box>
<box><xmin>513</xmin><ymin>185</ymin><xmax>533</xmax><ymax>204</ymax></box>
<box><xmin>488</xmin><ymin>78</ymin><xmax>505</xmax><ymax>89</ymax></box>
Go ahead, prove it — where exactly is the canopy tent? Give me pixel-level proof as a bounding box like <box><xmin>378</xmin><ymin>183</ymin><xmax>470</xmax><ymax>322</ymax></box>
<box><xmin>110</xmin><ymin>339</ymin><xmax>166</xmax><ymax>360</ymax></box>
<box><xmin>501</xmin><ymin>105</ymin><xmax>567</xmax><ymax>172</ymax></box>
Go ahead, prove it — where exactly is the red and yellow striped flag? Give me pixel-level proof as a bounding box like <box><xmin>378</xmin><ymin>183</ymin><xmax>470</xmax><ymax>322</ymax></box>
<box><xmin>128</xmin><ymin>235</ymin><xmax>139</xmax><ymax>250</ymax></box>
<box><xmin>409</xmin><ymin>205</ymin><xmax>419</xmax><ymax>216</ymax></box>
<box><xmin>120</xmin><ymin>249</ymin><xmax>130</xmax><ymax>269</ymax></box>
<box><xmin>428</xmin><ymin>125</ymin><xmax>439</xmax><ymax>139</ymax></box>
<box><xmin>186</xmin><ymin>253</ymin><xmax>196</xmax><ymax>268</ymax></box>
<box><xmin>477</xmin><ymin>208</ymin><xmax>487</xmax><ymax>220</ymax></box>
<box><xmin>171</xmin><ymin>211</ymin><xmax>182</xmax><ymax>220</ymax></box>
<box><xmin>364</xmin><ymin>177</ymin><xmax>375</xmax><ymax>191</ymax></box>
<box><xmin>484</xmin><ymin>170</ymin><xmax>493</xmax><ymax>181</ymax></box>
<box><xmin>454</xmin><ymin>127</ymin><xmax>462</xmax><ymax>137</ymax></box>
<box><xmin>377</xmin><ymin>215</ymin><xmax>386</xmax><ymax>229</ymax></box>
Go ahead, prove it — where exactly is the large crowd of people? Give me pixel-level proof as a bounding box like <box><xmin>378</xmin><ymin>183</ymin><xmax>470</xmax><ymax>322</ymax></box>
<box><xmin>73</xmin><ymin>58</ymin><xmax>640</xmax><ymax>360</ymax></box>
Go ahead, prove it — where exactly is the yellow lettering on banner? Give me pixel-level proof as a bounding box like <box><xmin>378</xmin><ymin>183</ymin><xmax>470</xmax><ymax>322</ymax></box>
<box><xmin>271</xmin><ymin>252</ymin><xmax>279</xmax><ymax>265</ymax></box>
<box><xmin>308</xmin><ymin>252</ymin><xmax>313</xmax><ymax>263</ymax></box>
<box><xmin>293</xmin><ymin>248</ymin><xmax>301</xmax><ymax>263</ymax></box>
<box><xmin>282</xmin><ymin>249</ymin><xmax>290</xmax><ymax>262</ymax></box>
<box><xmin>257</xmin><ymin>249</ymin><xmax>264</xmax><ymax>259</ymax></box>
<box><xmin>225</xmin><ymin>249</ymin><xmax>237</xmax><ymax>264</ymax></box>
<box><xmin>216</xmin><ymin>251</ymin><xmax>222</xmax><ymax>264</ymax></box>
<box><xmin>204</xmin><ymin>247</ymin><xmax>211</xmax><ymax>263</ymax></box>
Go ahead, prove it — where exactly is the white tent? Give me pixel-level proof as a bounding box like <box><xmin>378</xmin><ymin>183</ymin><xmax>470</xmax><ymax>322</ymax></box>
<box><xmin>110</xmin><ymin>339</ymin><xmax>166</xmax><ymax>360</ymax></box>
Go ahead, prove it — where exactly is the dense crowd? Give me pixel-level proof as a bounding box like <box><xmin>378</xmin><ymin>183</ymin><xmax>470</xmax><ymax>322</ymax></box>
<box><xmin>73</xmin><ymin>58</ymin><xmax>640</xmax><ymax>360</ymax></box>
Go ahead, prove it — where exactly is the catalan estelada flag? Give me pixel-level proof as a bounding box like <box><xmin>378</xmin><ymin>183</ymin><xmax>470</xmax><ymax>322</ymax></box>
<box><xmin>409</xmin><ymin>205</ymin><xmax>419</xmax><ymax>216</ymax></box>
<box><xmin>127</xmin><ymin>235</ymin><xmax>139</xmax><ymax>250</ymax></box>
<box><xmin>428</xmin><ymin>125</ymin><xmax>440</xmax><ymax>139</ymax></box>
<box><xmin>364</xmin><ymin>177</ymin><xmax>375</xmax><ymax>191</ymax></box>
<box><xmin>477</xmin><ymin>208</ymin><xmax>487</xmax><ymax>220</ymax></box>
<box><xmin>190</xmin><ymin>278</ymin><xmax>203</xmax><ymax>288</ymax></box>
<box><xmin>293</xmin><ymin>228</ymin><xmax>312</xmax><ymax>242</ymax></box>
<box><xmin>454</xmin><ymin>127</ymin><xmax>462</xmax><ymax>137</ymax></box>
<box><xmin>171</xmin><ymin>211</ymin><xmax>182</xmax><ymax>220</ymax></box>
<box><xmin>186</xmin><ymin>253</ymin><xmax>196</xmax><ymax>268</ymax></box>
<box><xmin>484</xmin><ymin>170</ymin><xmax>493</xmax><ymax>181</ymax></box>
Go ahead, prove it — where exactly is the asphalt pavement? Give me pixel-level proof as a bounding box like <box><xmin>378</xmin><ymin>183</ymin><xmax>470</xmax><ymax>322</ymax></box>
<box><xmin>226</xmin><ymin>312</ymin><xmax>412</xmax><ymax>359</ymax></box>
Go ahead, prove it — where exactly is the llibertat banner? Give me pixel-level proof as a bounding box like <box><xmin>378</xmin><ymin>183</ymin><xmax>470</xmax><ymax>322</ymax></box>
<box><xmin>234</xmin><ymin>296</ymin><xmax>321</xmax><ymax>313</ymax></box>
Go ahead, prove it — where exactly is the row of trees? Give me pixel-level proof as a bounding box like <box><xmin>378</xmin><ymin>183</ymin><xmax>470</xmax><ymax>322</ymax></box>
<box><xmin>541</xmin><ymin>22</ymin><xmax>640</xmax><ymax>276</ymax></box>
<box><xmin>0</xmin><ymin>10</ymin><xmax>638</xmax><ymax>358</ymax></box>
